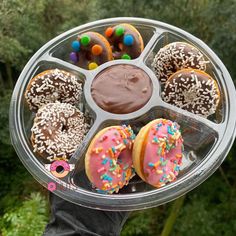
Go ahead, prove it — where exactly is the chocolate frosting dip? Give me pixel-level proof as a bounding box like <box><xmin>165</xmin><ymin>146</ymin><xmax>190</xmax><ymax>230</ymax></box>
<box><xmin>91</xmin><ymin>64</ymin><xmax>153</xmax><ymax>114</ymax></box>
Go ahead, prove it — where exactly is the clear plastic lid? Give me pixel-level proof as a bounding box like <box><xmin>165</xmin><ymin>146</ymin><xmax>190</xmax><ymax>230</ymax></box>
<box><xmin>9</xmin><ymin>17</ymin><xmax>236</xmax><ymax>211</ymax></box>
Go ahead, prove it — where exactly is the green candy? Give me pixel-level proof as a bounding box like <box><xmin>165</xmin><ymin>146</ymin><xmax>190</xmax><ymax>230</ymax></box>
<box><xmin>80</xmin><ymin>35</ymin><xmax>90</xmax><ymax>46</ymax></box>
<box><xmin>121</xmin><ymin>53</ymin><xmax>131</xmax><ymax>60</ymax></box>
<box><xmin>115</xmin><ymin>26</ymin><xmax>125</xmax><ymax>36</ymax></box>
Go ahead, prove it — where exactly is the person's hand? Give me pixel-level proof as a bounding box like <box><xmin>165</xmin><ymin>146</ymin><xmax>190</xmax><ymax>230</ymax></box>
<box><xmin>43</xmin><ymin>192</ymin><xmax>130</xmax><ymax>236</ymax></box>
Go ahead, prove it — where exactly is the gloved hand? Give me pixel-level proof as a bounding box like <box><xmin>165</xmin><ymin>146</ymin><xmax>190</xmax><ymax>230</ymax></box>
<box><xmin>43</xmin><ymin>192</ymin><xmax>130</xmax><ymax>236</ymax></box>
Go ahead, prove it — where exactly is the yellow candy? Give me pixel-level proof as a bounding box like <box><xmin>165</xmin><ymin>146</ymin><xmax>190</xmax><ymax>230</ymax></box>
<box><xmin>88</xmin><ymin>62</ymin><xmax>98</xmax><ymax>70</ymax></box>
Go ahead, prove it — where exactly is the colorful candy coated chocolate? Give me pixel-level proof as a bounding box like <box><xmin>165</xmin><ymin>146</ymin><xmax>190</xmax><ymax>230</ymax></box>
<box><xmin>105</xmin><ymin>27</ymin><xmax>113</xmax><ymax>37</ymax></box>
<box><xmin>115</xmin><ymin>26</ymin><xmax>125</xmax><ymax>36</ymax></box>
<box><xmin>123</xmin><ymin>34</ymin><xmax>134</xmax><ymax>46</ymax></box>
<box><xmin>121</xmin><ymin>53</ymin><xmax>131</xmax><ymax>60</ymax></box>
<box><xmin>71</xmin><ymin>41</ymin><xmax>80</xmax><ymax>51</ymax></box>
<box><xmin>92</xmin><ymin>44</ymin><xmax>103</xmax><ymax>56</ymax></box>
<box><xmin>81</xmin><ymin>35</ymin><xmax>91</xmax><ymax>46</ymax></box>
<box><xmin>88</xmin><ymin>62</ymin><xmax>98</xmax><ymax>70</ymax></box>
<box><xmin>69</xmin><ymin>52</ymin><xmax>78</xmax><ymax>63</ymax></box>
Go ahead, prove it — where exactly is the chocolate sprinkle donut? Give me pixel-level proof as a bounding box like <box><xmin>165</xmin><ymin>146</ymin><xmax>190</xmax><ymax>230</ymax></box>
<box><xmin>162</xmin><ymin>69</ymin><xmax>220</xmax><ymax>117</ymax></box>
<box><xmin>25</xmin><ymin>69</ymin><xmax>83</xmax><ymax>112</ymax></box>
<box><xmin>152</xmin><ymin>42</ymin><xmax>208</xmax><ymax>84</ymax></box>
<box><xmin>31</xmin><ymin>102</ymin><xmax>89</xmax><ymax>161</ymax></box>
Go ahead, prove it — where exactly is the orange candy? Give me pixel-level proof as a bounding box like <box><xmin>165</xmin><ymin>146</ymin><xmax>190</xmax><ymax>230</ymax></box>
<box><xmin>91</xmin><ymin>44</ymin><xmax>103</xmax><ymax>56</ymax></box>
<box><xmin>105</xmin><ymin>27</ymin><xmax>113</xmax><ymax>37</ymax></box>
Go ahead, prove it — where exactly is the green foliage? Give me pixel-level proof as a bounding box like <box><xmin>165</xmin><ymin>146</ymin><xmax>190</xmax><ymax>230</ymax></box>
<box><xmin>0</xmin><ymin>0</ymin><xmax>97</xmax><ymax>71</ymax></box>
<box><xmin>121</xmin><ymin>210</ymin><xmax>155</xmax><ymax>236</ymax></box>
<box><xmin>0</xmin><ymin>89</ymin><xmax>43</xmax><ymax>214</ymax></box>
<box><xmin>0</xmin><ymin>90</ymin><xmax>21</xmax><ymax>206</ymax></box>
<box><xmin>173</xmin><ymin>166</ymin><xmax>236</xmax><ymax>236</ymax></box>
<box><xmin>122</xmin><ymin>205</ymin><xmax>169</xmax><ymax>236</ymax></box>
<box><xmin>0</xmin><ymin>192</ymin><xmax>48</xmax><ymax>236</ymax></box>
<box><xmin>0</xmin><ymin>90</ymin><xmax>12</xmax><ymax>144</ymax></box>
<box><xmin>0</xmin><ymin>36</ymin><xmax>29</xmax><ymax>67</ymax></box>
<box><xmin>0</xmin><ymin>0</ymin><xmax>47</xmax><ymax>69</ymax></box>
<box><xmin>50</xmin><ymin>0</ymin><xmax>97</xmax><ymax>32</ymax></box>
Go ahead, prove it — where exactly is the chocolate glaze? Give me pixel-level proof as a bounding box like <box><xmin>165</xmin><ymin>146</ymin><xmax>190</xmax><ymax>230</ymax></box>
<box><xmin>91</xmin><ymin>64</ymin><xmax>152</xmax><ymax>114</ymax></box>
<box><xmin>106</xmin><ymin>24</ymin><xmax>144</xmax><ymax>59</ymax></box>
<box><xmin>162</xmin><ymin>69</ymin><xmax>220</xmax><ymax>117</ymax></box>
<box><xmin>152</xmin><ymin>42</ymin><xmax>208</xmax><ymax>84</ymax></box>
<box><xmin>25</xmin><ymin>69</ymin><xmax>82</xmax><ymax>112</ymax></box>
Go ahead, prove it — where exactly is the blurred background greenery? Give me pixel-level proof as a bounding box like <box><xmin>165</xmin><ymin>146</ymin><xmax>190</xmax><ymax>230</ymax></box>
<box><xmin>0</xmin><ymin>0</ymin><xmax>236</xmax><ymax>235</ymax></box>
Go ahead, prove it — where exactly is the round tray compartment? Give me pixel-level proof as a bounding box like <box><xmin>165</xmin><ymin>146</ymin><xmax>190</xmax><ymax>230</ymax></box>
<box><xmin>9</xmin><ymin>17</ymin><xmax>236</xmax><ymax>211</ymax></box>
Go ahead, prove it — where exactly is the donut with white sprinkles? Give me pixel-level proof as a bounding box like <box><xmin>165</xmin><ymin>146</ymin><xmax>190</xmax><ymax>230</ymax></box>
<box><xmin>162</xmin><ymin>69</ymin><xmax>220</xmax><ymax>117</ymax></box>
<box><xmin>31</xmin><ymin>102</ymin><xmax>89</xmax><ymax>161</ymax></box>
<box><xmin>25</xmin><ymin>69</ymin><xmax>83</xmax><ymax>112</ymax></box>
<box><xmin>152</xmin><ymin>42</ymin><xmax>209</xmax><ymax>84</ymax></box>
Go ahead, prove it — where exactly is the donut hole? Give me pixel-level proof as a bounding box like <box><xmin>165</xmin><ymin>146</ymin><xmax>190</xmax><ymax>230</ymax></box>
<box><xmin>116</xmin><ymin>42</ymin><xmax>123</xmax><ymax>52</ymax></box>
<box><xmin>117</xmin><ymin>147</ymin><xmax>132</xmax><ymax>167</ymax></box>
<box><xmin>85</xmin><ymin>51</ymin><xmax>92</xmax><ymax>61</ymax></box>
<box><xmin>117</xmin><ymin>149</ymin><xmax>125</xmax><ymax>164</ymax></box>
<box><xmin>111</xmin><ymin>41</ymin><xmax>122</xmax><ymax>53</ymax></box>
<box><xmin>61</xmin><ymin>124</ymin><xmax>67</xmax><ymax>132</ymax></box>
<box><xmin>56</xmin><ymin>165</ymin><xmax>64</xmax><ymax>174</ymax></box>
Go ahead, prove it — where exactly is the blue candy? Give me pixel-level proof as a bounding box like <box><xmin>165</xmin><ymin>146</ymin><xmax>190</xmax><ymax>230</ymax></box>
<box><xmin>123</xmin><ymin>34</ymin><xmax>134</xmax><ymax>46</ymax></box>
<box><xmin>71</xmin><ymin>40</ymin><xmax>80</xmax><ymax>51</ymax></box>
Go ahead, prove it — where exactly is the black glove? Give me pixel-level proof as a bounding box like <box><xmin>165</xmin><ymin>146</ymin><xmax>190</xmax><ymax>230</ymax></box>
<box><xmin>43</xmin><ymin>192</ymin><xmax>130</xmax><ymax>236</ymax></box>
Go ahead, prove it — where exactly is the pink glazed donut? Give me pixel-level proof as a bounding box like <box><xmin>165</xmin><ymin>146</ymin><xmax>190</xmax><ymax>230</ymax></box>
<box><xmin>85</xmin><ymin>125</ymin><xmax>136</xmax><ymax>194</ymax></box>
<box><xmin>133</xmin><ymin>119</ymin><xmax>184</xmax><ymax>188</ymax></box>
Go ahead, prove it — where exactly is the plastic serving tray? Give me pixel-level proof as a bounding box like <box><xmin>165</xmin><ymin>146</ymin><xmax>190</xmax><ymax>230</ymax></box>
<box><xmin>9</xmin><ymin>17</ymin><xmax>236</xmax><ymax>211</ymax></box>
